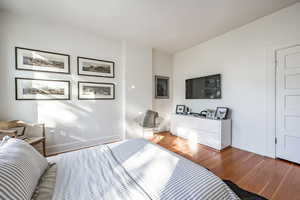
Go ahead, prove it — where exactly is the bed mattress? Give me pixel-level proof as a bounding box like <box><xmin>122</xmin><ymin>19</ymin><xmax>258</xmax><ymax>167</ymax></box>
<box><xmin>48</xmin><ymin>139</ymin><xmax>239</xmax><ymax>200</ymax></box>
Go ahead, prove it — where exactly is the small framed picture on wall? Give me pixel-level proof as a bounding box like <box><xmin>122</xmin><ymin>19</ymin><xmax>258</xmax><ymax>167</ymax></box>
<box><xmin>155</xmin><ymin>75</ymin><xmax>169</xmax><ymax>99</ymax></box>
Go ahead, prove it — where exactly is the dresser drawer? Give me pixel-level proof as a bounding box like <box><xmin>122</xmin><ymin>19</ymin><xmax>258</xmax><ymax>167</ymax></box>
<box><xmin>174</xmin><ymin>128</ymin><xmax>220</xmax><ymax>148</ymax></box>
<box><xmin>196</xmin><ymin>131</ymin><xmax>221</xmax><ymax>150</ymax></box>
<box><xmin>172</xmin><ymin>115</ymin><xmax>221</xmax><ymax>132</ymax></box>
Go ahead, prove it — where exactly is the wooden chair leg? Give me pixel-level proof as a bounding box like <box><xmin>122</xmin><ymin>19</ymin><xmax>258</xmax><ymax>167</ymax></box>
<box><xmin>42</xmin><ymin>140</ymin><xmax>46</xmax><ymax>157</ymax></box>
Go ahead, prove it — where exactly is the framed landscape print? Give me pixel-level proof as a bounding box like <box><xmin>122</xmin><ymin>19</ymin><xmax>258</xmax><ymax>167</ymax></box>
<box><xmin>77</xmin><ymin>57</ymin><xmax>115</xmax><ymax>78</ymax></box>
<box><xmin>15</xmin><ymin>47</ymin><xmax>70</xmax><ymax>74</ymax></box>
<box><xmin>155</xmin><ymin>75</ymin><xmax>169</xmax><ymax>99</ymax></box>
<box><xmin>15</xmin><ymin>78</ymin><xmax>70</xmax><ymax>100</ymax></box>
<box><xmin>78</xmin><ymin>81</ymin><xmax>115</xmax><ymax>100</ymax></box>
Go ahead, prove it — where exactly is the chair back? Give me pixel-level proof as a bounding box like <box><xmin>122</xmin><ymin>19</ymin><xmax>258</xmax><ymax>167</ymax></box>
<box><xmin>0</xmin><ymin>121</ymin><xmax>9</xmax><ymax>130</ymax></box>
<box><xmin>0</xmin><ymin>120</ymin><xmax>27</xmax><ymax>136</ymax></box>
<box><xmin>142</xmin><ymin>110</ymin><xmax>159</xmax><ymax>128</ymax></box>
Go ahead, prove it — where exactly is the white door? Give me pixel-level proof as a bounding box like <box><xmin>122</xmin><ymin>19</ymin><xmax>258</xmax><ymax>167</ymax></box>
<box><xmin>276</xmin><ymin>45</ymin><xmax>300</xmax><ymax>164</ymax></box>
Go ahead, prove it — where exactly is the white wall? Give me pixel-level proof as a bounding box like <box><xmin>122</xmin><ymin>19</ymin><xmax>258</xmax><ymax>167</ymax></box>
<box><xmin>173</xmin><ymin>3</ymin><xmax>300</xmax><ymax>157</ymax></box>
<box><xmin>0</xmin><ymin>13</ymin><xmax>153</xmax><ymax>154</ymax></box>
<box><xmin>152</xmin><ymin>49</ymin><xmax>173</xmax><ymax>132</ymax></box>
<box><xmin>123</xmin><ymin>42</ymin><xmax>153</xmax><ymax>138</ymax></box>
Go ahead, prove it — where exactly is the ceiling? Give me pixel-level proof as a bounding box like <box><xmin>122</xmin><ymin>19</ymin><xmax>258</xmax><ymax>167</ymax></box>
<box><xmin>0</xmin><ymin>0</ymin><xmax>299</xmax><ymax>53</ymax></box>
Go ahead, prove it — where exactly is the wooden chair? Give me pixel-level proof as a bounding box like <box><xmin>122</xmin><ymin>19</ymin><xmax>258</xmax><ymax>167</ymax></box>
<box><xmin>0</xmin><ymin>120</ymin><xmax>46</xmax><ymax>156</ymax></box>
<box><xmin>0</xmin><ymin>129</ymin><xmax>18</xmax><ymax>139</ymax></box>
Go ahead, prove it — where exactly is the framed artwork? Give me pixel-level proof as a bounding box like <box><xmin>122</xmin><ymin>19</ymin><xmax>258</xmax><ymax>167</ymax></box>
<box><xmin>206</xmin><ymin>109</ymin><xmax>216</xmax><ymax>119</ymax></box>
<box><xmin>155</xmin><ymin>75</ymin><xmax>169</xmax><ymax>99</ymax></box>
<box><xmin>78</xmin><ymin>81</ymin><xmax>115</xmax><ymax>100</ymax></box>
<box><xmin>176</xmin><ymin>105</ymin><xmax>186</xmax><ymax>114</ymax></box>
<box><xmin>215</xmin><ymin>107</ymin><xmax>229</xmax><ymax>119</ymax></box>
<box><xmin>77</xmin><ymin>57</ymin><xmax>115</xmax><ymax>78</ymax></box>
<box><xmin>15</xmin><ymin>47</ymin><xmax>70</xmax><ymax>74</ymax></box>
<box><xmin>15</xmin><ymin>78</ymin><xmax>70</xmax><ymax>100</ymax></box>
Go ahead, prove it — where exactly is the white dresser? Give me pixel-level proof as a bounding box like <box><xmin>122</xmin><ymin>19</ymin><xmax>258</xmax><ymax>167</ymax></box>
<box><xmin>170</xmin><ymin>114</ymin><xmax>231</xmax><ymax>150</ymax></box>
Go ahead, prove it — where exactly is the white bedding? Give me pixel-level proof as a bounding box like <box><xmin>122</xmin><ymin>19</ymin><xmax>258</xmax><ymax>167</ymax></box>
<box><xmin>48</xmin><ymin>139</ymin><xmax>239</xmax><ymax>200</ymax></box>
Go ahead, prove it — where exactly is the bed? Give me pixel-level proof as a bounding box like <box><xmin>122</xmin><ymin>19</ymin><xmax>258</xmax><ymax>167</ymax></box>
<box><xmin>47</xmin><ymin>138</ymin><xmax>239</xmax><ymax>200</ymax></box>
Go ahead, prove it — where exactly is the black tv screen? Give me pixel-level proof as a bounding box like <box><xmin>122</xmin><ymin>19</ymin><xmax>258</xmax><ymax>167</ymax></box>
<box><xmin>186</xmin><ymin>74</ymin><xmax>221</xmax><ymax>99</ymax></box>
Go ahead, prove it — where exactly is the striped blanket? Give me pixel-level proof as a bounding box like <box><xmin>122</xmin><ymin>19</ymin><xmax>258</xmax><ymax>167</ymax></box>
<box><xmin>49</xmin><ymin>139</ymin><xmax>239</xmax><ymax>200</ymax></box>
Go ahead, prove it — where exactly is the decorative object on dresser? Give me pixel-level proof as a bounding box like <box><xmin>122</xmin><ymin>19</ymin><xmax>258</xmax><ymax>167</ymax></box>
<box><xmin>77</xmin><ymin>56</ymin><xmax>115</xmax><ymax>78</ymax></box>
<box><xmin>15</xmin><ymin>47</ymin><xmax>70</xmax><ymax>74</ymax></box>
<box><xmin>199</xmin><ymin>110</ymin><xmax>208</xmax><ymax>117</ymax></box>
<box><xmin>78</xmin><ymin>81</ymin><xmax>115</xmax><ymax>100</ymax></box>
<box><xmin>0</xmin><ymin>120</ymin><xmax>46</xmax><ymax>156</ymax></box>
<box><xmin>155</xmin><ymin>75</ymin><xmax>169</xmax><ymax>99</ymax></box>
<box><xmin>206</xmin><ymin>109</ymin><xmax>216</xmax><ymax>119</ymax></box>
<box><xmin>171</xmin><ymin>114</ymin><xmax>231</xmax><ymax>150</ymax></box>
<box><xmin>15</xmin><ymin>78</ymin><xmax>71</xmax><ymax>100</ymax></box>
<box><xmin>215</xmin><ymin>107</ymin><xmax>229</xmax><ymax>119</ymax></box>
<box><xmin>175</xmin><ymin>105</ymin><xmax>186</xmax><ymax>114</ymax></box>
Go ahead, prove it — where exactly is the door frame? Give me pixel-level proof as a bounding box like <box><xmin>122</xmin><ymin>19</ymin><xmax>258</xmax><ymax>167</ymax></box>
<box><xmin>266</xmin><ymin>41</ymin><xmax>300</xmax><ymax>158</ymax></box>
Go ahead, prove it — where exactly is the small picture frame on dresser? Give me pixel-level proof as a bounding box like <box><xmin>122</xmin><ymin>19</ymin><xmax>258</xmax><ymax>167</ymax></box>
<box><xmin>176</xmin><ymin>105</ymin><xmax>186</xmax><ymax>114</ymax></box>
<box><xmin>206</xmin><ymin>109</ymin><xmax>216</xmax><ymax>119</ymax></box>
<box><xmin>215</xmin><ymin>107</ymin><xmax>229</xmax><ymax>120</ymax></box>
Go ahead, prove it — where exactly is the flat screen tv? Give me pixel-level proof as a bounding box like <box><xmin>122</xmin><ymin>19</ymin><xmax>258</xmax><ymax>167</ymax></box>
<box><xmin>186</xmin><ymin>74</ymin><xmax>221</xmax><ymax>99</ymax></box>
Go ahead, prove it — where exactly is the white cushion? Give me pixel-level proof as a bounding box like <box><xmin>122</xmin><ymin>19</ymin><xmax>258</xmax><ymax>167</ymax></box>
<box><xmin>0</xmin><ymin>137</ymin><xmax>48</xmax><ymax>200</ymax></box>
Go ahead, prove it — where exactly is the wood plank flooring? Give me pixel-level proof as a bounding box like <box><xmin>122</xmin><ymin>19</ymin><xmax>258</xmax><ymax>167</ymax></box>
<box><xmin>149</xmin><ymin>132</ymin><xmax>300</xmax><ymax>200</ymax></box>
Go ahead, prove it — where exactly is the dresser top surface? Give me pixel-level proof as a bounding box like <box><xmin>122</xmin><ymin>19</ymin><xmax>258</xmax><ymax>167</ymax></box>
<box><xmin>172</xmin><ymin>114</ymin><xmax>231</xmax><ymax>121</ymax></box>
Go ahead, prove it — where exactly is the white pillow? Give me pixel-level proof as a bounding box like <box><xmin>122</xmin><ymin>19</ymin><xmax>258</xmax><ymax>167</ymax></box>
<box><xmin>0</xmin><ymin>137</ymin><xmax>48</xmax><ymax>200</ymax></box>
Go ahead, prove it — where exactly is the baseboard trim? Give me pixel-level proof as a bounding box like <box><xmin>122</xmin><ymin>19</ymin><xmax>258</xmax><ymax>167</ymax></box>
<box><xmin>46</xmin><ymin>135</ymin><xmax>121</xmax><ymax>156</ymax></box>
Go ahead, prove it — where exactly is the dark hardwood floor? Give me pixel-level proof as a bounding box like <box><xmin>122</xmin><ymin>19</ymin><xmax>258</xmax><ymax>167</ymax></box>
<box><xmin>149</xmin><ymin>132</ymin><xmax>300</xmax><ymax>200</ymax></box>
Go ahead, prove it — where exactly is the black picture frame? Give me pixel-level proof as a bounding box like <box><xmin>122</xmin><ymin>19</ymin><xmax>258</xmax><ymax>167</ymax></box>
<box><xmin>215</xmin><ymin>107</ymin><xmax>229</xmax><ymax>119</ymax></box>
<box><xmin>78</xmin><ymin>81</ymin><xmax>115</xmax><ymax>100</ymax></box>
<box><xmin>176</xmin><ymin>105</ymin><xmax>186</xmax><ymax>114</ymax></box>
<box><xmin>77</xmin><ymin>56</ymin><xmax>115</xmax><ymax>78</ymax></box>
<box><xmin>15</xmin><ymin>47</ymin><xmax>70</xmax><ymax>74</ymax></box>
<box><xmin>206</xmin><ymin>109</ymin><xmax>216</xmax><ymax>119</ymax></box>
<box><xmin>155</xmin><ymin>75</ymin><xmax>169</xmax><ymax>99</ymax></box>
<box><xmin>15</xmin><ymin>77</ymin><xmax>71</xmax><ymax>100</ymax></box>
